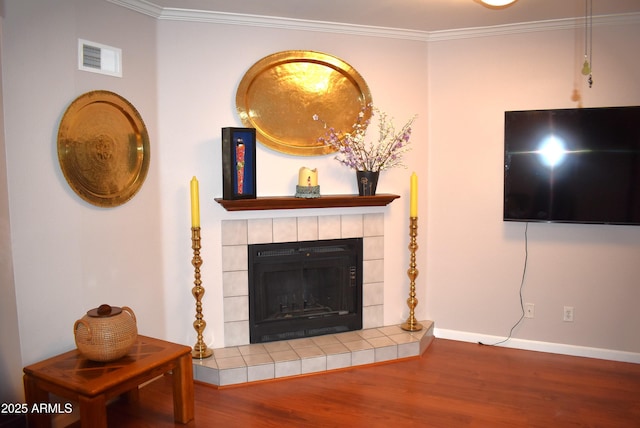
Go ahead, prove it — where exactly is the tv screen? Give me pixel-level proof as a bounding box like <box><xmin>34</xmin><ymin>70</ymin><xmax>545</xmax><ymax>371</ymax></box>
<box><xmin>503</xmin><ymin>106</ymin><xmax>640</xmax><ymax>225</ymax></box>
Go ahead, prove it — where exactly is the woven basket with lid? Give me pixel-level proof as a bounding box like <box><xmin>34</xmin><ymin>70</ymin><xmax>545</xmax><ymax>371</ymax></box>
<box><xmin>74</xmin><ymin>304</ymin><xmax>137</xmax><ymax>362</ymax></box>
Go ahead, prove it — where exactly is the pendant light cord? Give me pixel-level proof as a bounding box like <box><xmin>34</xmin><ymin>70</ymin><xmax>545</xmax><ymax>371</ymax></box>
<box><xmin>585</xmin><ymin>0</ymin><xmax>593</xmax><ymax>87</ymax></box>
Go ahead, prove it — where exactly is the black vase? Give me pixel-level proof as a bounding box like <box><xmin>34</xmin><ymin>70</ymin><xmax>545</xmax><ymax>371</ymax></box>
<box><xmin>356</xmin><ymin>170</ymin><xmax>379</xmax><ymax>196</ymax></box>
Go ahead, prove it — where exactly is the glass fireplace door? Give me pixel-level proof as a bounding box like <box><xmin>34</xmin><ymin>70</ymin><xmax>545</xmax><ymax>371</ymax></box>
<box><xmin>249</xmin><ymin>239</ymin><xmax>362</xmax><ymax>343</ymax></box>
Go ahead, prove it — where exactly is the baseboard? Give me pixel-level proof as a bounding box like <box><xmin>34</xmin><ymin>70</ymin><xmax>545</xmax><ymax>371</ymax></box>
<box><xmin>434</xmin><ymin>328</ymin><xmax>640</xmax><ymax>364</ymax></box>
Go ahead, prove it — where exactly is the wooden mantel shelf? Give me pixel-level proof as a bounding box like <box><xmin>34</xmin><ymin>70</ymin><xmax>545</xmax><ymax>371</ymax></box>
<box><xmin>215</xmin><ymin>194</ymin><xmax>400</xmax><ymax>211</ymax></box>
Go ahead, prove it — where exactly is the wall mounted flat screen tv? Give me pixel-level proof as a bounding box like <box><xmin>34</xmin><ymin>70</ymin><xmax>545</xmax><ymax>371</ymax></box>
<box><xmin>504</xmin><ymin>106</ymin><xmax>640</xmax><ymax>225</ymax></box>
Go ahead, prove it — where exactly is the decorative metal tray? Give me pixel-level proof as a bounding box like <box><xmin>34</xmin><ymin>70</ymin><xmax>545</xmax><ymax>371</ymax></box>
<box><xmin>236</xmin><ymin>50</ymin><xmax>372</xmax><ymax>156</ymax></box>
<box><xmin>57</xmin><ymin>90</ymin><xmax>150</xmax><ymax>207</ymax></box>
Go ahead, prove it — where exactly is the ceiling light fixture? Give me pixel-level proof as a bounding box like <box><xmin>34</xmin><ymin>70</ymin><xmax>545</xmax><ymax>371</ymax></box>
<box><xmin>480</xmin><ymin>0</ymin><xmax>517</xmax><ymax>6</ymax></box>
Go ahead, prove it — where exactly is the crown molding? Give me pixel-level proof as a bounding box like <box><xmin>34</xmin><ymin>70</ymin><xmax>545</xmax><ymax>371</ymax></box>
<box><xmin>107</xmin><ymin>0</ymin><xmax>640</xmax><ymax>42</ymax></box>
<box><xmin>428</xmin><ymin>12</ymin><xmax>640</xmax><ymax>42</ymax></box>
<box><xmin>107</xmin><ymin>0</ymin><xmax>164</xmax><ymax>17</ymax></box>
<box><xmin>106</xmin><ymin>0</ymin><xmax>430</xmax><ymax>41</ymax></box>
<box><xmin>161</xmin><ymin>8</ymin><xmax>430</xmax><ymax>41</ymax></box>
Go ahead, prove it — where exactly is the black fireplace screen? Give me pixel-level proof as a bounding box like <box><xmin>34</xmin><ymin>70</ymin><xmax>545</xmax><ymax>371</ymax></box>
<box><xmin>248</xmin><ymin>238</ymin><xmax>363</xmax><ymax>343</ymax></box>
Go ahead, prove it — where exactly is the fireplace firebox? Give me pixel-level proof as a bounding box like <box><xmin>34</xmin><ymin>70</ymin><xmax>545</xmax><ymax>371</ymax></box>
<box><xmin>248</xmin><ymin>238</ymin><xmax>363</xmax><ymax>343</ymax></box>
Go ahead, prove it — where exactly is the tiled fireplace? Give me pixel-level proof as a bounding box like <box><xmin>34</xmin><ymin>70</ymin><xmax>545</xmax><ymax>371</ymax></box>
<box><xmin>220</xmin><ymin>213</ymin><xmax>386</xmax><ymax>347</ymax></box>
<box><xmin>191</xmin><ymin>213</ymin><xmax>434</xmax><ymax>387</ymax></box>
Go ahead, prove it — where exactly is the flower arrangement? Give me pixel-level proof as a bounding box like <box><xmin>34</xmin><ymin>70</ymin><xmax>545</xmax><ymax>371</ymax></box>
<box><xmin>313</xmin><ymin>104</ymin><xmax>416</xmax><ymax>172</ymax></box>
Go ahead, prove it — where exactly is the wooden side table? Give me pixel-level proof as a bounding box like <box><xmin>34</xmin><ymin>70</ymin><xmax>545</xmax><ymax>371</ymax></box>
<box><xmin>23</xmin><ymin>335</ymin><xmax>194</xmax><ymax>428</ymax></box>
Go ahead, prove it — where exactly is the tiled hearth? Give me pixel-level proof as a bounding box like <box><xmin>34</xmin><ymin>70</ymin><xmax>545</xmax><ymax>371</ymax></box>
<box><xmin>197</xmin><ymin>213</ymin><xmax>434</xmax><ymax>387</ymax></box>
<box><xmin>193</xmin><ymin>320</ymin><xmax>434</xmax><ymax>387</ymax></box>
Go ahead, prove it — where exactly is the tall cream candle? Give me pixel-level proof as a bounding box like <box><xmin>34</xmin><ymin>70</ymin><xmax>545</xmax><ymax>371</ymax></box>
<box><xmin>410</xmin><ymin>172</ymin><xmax>418</xmax><ymax>217</ymax></box>
<box><xmin>190</xmin><ymin>176</ymin><xmax>200</xmax><ymax>228</ymax></box>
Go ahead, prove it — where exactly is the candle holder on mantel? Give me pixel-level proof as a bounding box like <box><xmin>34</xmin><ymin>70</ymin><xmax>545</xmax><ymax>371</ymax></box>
<box><xmin>191</xmin><ymin>227</ymin><xmax>213</xmax><ymax>359</ymax></box>
<box><xmin>401</xmin><ymin>216</ymin><xmax>423</xmax><ymax>331</ymax></box>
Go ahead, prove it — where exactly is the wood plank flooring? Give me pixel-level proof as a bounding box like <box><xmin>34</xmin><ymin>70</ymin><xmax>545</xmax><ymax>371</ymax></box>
<box><xmin>96</xmin><ymin>338</ymin><xmax>640</xmax><ymax>427</ymax></box>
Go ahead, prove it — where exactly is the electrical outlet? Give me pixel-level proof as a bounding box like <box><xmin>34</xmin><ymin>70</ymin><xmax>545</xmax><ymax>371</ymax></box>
<box><xmin>563</xmin><ymin>306</ymin><xmax>574</xmax><ymax>322</ymax></box>
<box><xmin>524</xmin><ymin>303</ymin><xmax>535</xmax><ymax>318</ymax></box>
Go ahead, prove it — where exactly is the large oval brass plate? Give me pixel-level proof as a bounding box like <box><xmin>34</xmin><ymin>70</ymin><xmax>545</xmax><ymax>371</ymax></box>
<box><xmin>57</xmin><ymin>91</ymin><xmax>150</xmax><ymax>207</ymax></box>
<box><xmin>236</xmin><ymin>51</ymin><xmax>373</xmax><ymax>156</ymax></box>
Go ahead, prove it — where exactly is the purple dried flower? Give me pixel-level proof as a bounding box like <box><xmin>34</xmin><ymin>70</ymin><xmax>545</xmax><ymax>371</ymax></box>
<box><xmin>313</xmin><ymin>104</ymin><xmax>416</xmax><ymax>172</ymax></box>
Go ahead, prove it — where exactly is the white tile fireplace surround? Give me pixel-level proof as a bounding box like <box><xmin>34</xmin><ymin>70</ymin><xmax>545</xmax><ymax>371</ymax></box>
<box><xmin>219</xmin><ymin>213</ymin><xmax>387</xmax><ymax>347</ymax></box>
<box><xmin>192</xmin><ymin>214</ymin><xmax>435</xmax><ymax>387</ymax></box>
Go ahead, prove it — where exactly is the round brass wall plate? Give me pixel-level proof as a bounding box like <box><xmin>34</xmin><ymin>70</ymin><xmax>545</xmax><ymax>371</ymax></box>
<box><xmin>236</xmin><ymin>50</ymin><xmax>373</xmax><ymax>156</ymax></box>
<box><xmin>57</xmin><ymin>90</ymin><xmax>150</xmax><ymax>207</ymax></box>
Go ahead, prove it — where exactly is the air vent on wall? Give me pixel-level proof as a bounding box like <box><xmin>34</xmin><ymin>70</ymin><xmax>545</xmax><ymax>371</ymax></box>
<box><xmin>78</xmin><ymin>39</ymin><xmax>122</xmax><ymax>77</ymax></box>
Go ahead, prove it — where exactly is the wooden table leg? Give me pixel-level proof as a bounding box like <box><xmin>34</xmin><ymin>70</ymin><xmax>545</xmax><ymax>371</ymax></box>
<box><xmin>79</xmin><ymin>394</ymin><xmax>107</xmax><ymax>428</ymax></box>
<box><xmin>172</xmin><ymin>353</ymin><xmax>194</xmax><ymax>423</ymax></box>
<box><xmin>23</xmin><ymin>374</ymin><xmax>52</xmax><ymax>428</ymax></box>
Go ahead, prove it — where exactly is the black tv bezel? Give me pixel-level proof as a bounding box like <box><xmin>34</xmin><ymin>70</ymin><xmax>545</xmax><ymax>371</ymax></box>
<box><xmin>503</xmin><ymin>106</ymin><xmax>640</xmax><ymax>226</ymax></box>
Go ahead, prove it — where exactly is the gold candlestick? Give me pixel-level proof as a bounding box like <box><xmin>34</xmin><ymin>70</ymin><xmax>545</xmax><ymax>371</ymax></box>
<box><xmin>401</xmin><ymin>217</ymin><xmax>423</xmax><ymax>331</ymax></box>
<box><xmin>191</xmin><ymin>227</ymin><xmax>213</xmax><ymax>358</ymax></box>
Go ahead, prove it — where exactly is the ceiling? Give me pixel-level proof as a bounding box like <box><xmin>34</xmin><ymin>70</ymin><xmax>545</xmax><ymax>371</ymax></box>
<box><xmin>150</xmin><ymin>0</ymin><xmax>640</xmax><ymax>32</ymax></box>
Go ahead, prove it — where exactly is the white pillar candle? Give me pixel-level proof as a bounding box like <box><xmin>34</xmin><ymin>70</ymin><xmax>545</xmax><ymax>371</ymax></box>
<box><xmin>298</xmin><ymin>167</ymin><xmax>318</xmax><ymax>187</ymax></box>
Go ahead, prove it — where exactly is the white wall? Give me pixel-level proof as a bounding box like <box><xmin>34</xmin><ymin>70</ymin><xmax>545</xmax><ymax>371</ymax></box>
<box><xmin>1</xmin><ymin>0</ymin><xmax>429</xmax><ymax>372</ymax></box>
<box><xmin>427</xmin><ymin>22</ymin><xmax>640</xmax><ymax>354</ymax></box>
<box><xmin>2</xmin><ymin>1</ymin><xmax>639</xmax><ymax>403</ymax></box>
<box><xmin>155</xmin><ymin>21</ymin><xmax>429</xmax><ymax>348</ymax></box>
<box><xmin>0</xmin><ymin>3</ymin><xmax>25</xmax><ymax>403</ymax></box>
<box><xmin>2</xmin><ymin>0</ymin><xmax>163</xmax><ymax>368</ymax></box>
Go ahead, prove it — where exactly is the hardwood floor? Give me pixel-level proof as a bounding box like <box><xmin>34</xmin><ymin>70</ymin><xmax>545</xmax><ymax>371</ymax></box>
<box><xmin>98</xmin><ymin>338</ymin><xmax>640</xmax><ymax>427</ymax></box>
